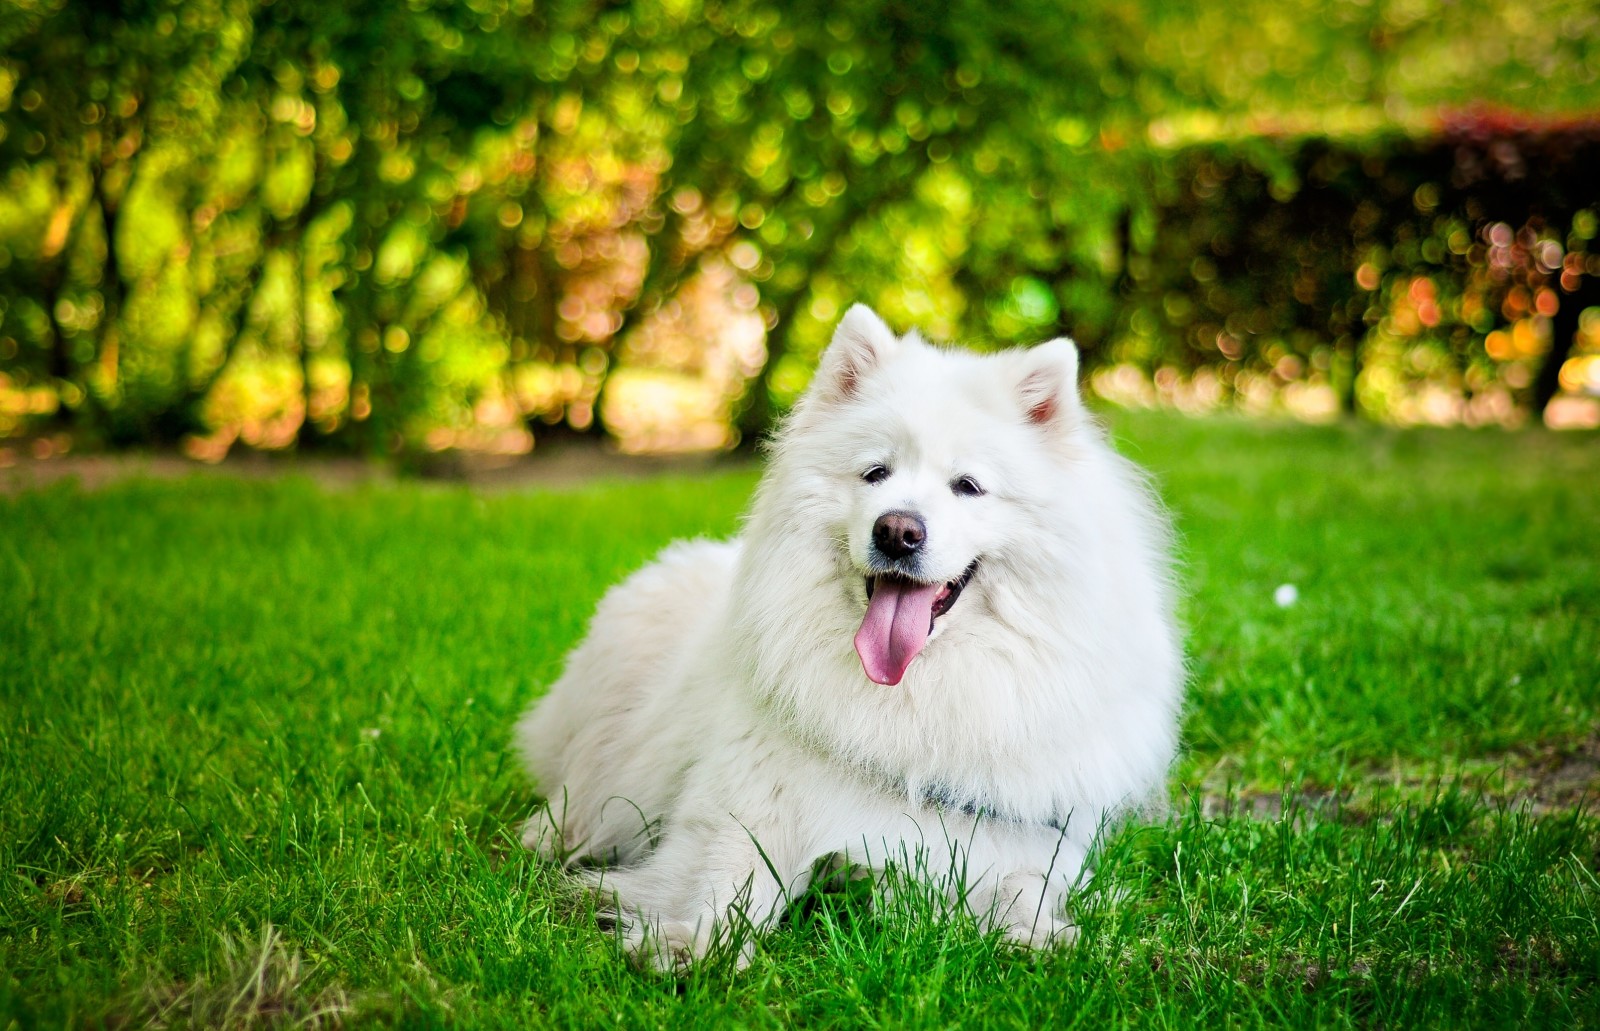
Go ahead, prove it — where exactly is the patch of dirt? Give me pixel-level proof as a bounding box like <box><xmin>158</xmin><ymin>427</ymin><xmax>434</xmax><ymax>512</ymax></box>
<box><xmin>1510</xmin><ymin>733</ymin><xmax>1600</xmax><ymax>811</ymax></box>
<box><xmin>1197</xmin><ymin>788</ymin><xmax>1356</xmax><ymax>823</ymax></box>
<box><xmin>41</xmin><ymin>878</ymin><xmax>86</xmax><ymax>907</ymax></box>
<box><xmin>0</xmin><ymin>439</ymin><xmax>755</xmax><ymax>495</ymax></box>
<box><xmin>1200</xmin><ymin>730</ymin><xmax>1600</xmax><ymax>821</ymax></box>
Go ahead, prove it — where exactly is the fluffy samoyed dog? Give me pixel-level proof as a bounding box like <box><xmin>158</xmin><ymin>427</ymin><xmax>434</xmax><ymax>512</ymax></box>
<box><xmin>515</xmin><ymin>305</ymin><xmax>1182</xmax><ymax>969</ymax></box>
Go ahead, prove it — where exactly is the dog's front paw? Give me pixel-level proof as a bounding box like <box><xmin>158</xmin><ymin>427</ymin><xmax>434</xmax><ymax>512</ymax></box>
<box><xmin>574</xmin><ymin>871</ymin><xmax>699</xmax><ymax>972</ymax></box>
<box><xmin>627</xmin><ymin>919</ymin><xmax>707</xmax><ymax>974</ymax></box>
<box><xmin>519</xmin><ymin>806</ymin><xmax>566</xmax><ymax>860</ymax></box>
<box><xmin>620</xmin><ymin>917</ymin><xmax>756</xmax><ymax>974</ymax></box>
<box><xmin>579</xmin><ymin>869</ymin><xmax>755</xmax><ymax>973</ymax></box>
<box><xmin>1001</xmin><ymin>913</ymin><xmax>1078</xmax><ymax>950</ymax></box>
<box><xmin>988</xmin><ymin>870</ymin><xmax>1078</xmax><ymax>950</ymax></box>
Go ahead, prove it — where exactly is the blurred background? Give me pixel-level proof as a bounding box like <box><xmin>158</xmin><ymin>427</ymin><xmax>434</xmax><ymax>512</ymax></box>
<box><xmin>0</xmin><ymin>0</ymin><xmax>1597</xmax><ymax>462</ymax></box>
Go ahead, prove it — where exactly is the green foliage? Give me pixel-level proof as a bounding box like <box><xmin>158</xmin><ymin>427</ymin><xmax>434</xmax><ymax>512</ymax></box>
<box><xmin>1</xmin><ymin>1</ymin><xmax>1598</xmax><ymax>449</ymax></box>
<box><xmin>2</xmin><ymin>414</ymin><xmax>1598</xmax><ymax>1024</ymax></box>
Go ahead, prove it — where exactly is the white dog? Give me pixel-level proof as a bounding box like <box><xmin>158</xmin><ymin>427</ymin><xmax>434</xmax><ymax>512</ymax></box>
<box><xmin>515</xmin><ymin>305</ymin><xmax>1182</xmax><ymax>969</ymax></box>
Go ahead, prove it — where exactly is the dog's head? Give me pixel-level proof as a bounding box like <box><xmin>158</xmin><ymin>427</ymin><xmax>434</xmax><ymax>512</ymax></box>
<box><xmin>773</xmin><ymin>304</ymin><xmax>1089</xmax><ymax>686</ymax></box>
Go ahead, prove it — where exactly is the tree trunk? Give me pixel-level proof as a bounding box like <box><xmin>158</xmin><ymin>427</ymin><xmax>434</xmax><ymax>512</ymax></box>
<box><xmin>1339</xmin><ymin>335</ymin><xmax>1363</xmax><ymax>416</ymax></box>
<box><xmin>733</xmin><ymin>286</ymin><xmax>813</xmax><ymax>447</ymax></box>
<box><xmin>41</xmin><ymin>169</ymin><xmax>83</xmax><ymax>427</ymax></box>
<box><xmin>42</xmin><ymin>256</ymin><xmax>74</xmax><ymax>423</ymax></box>
<box><xmin>1533</xmin><ymin>277</ymin><xmax>1598</xmax><ymax>419</ymax></box>
<box><xmin>295</xmin><ymin>233</ymin><xmax>317</xmax><ymax>448</ymax></box>
<box><xmin>94</xmin><ymin>176</ymin><xmax>122</xmax><ymax>401</ymax></box>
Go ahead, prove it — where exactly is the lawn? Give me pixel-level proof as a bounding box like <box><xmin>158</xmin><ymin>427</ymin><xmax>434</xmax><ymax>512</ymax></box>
<box><xmin>3</xmin><ymin>412</ymin><xmax>1598</xmax><ymax>1028</ymax></box>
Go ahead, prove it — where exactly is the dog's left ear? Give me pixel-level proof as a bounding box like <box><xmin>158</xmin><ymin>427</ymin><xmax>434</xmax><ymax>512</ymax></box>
<box><xmin>811</xmin><ymin>304</ymin><xmax>899</xmax><ymax>405</ymax></box>
<box><xmin>1013</xmin><ymin>337</ymin><xmax>1082</xmax><ymax>428</ymax></box>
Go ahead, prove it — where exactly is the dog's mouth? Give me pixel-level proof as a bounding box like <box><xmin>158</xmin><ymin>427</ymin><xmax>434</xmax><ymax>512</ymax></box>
<box><xmin>855</xmin><ymin>561</ymin><xmax>978</xmax><ymax>687</ymax></box>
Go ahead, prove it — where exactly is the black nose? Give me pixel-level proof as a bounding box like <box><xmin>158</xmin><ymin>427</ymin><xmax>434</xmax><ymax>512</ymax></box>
<box><xmin>872</xmin><ymin>510</ymin><xmax>926</xmax><ymax>560</ymax></box>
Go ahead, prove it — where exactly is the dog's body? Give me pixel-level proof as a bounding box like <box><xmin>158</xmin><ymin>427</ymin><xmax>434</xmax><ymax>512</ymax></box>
<box><xmin>516</xmin><ymin>306</ymin><xmax>1182</xmax><ymax>967</ymax></box>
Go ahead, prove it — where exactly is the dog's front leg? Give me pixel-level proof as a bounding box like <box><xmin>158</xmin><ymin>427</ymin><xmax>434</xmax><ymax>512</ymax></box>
<box><xmin>582</xmin><ymin>800</ymin><xmax>808</xmax><ymax>973</ymax></box>
<box><xmin>843</xmin><ymin>810</ymin><xmax>1086</xmax><ymax>949</ymax></box>
<box><xmin>939</xmin><ymin>818</ymin><xmax>1086</xmax><ymax>947</ymax></box>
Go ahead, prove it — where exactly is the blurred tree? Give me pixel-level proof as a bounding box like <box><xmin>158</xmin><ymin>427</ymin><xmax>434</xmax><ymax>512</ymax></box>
<box><xmin>665</xmin><ymin>0</ymin><xmax>1153</xmax><ymax>437</ymax></box>
<box><xmin>1</xmin><ymin>0</ymin><xmax>1598</xmax><ymax>452</ymax></box>
<box><xmin>0</xmin><ymin>0</ymin><xmax>256</xmax><ymax>442</ymax></box>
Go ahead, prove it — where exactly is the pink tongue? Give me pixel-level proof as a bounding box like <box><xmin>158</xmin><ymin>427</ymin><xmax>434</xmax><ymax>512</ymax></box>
<box><xmin>854</xmin><ymin>578</ymin><xmax>942</xmax><ymax>686</ymax></box>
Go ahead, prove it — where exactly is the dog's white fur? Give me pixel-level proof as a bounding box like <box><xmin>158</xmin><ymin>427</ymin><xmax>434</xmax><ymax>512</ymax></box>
<box><xmin>515</xmin><ymin>305</ymin><xmax>1182</xmax><ymax>969</ymax></box>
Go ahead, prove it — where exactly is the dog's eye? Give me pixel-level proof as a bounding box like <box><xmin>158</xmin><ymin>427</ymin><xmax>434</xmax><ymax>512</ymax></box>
<box><xmin>951</xmin><ymin>476</ymin><xmax>985</xmax><ymax>497</ymax></box>
<box><xmin>862</xmin><ymin>465</ymin><xmax>890</xmax><ymax>485</ymax></box>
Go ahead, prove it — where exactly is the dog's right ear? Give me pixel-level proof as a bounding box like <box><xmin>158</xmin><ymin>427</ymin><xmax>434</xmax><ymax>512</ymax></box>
<box><xmin>1012</xmin><ymin>337</ymin><xmax>1082</xmax><ymax>430</ymax></box>
<box><xmin>810</xmin><ymin>305</ymin><xmax>898</xmax><ymax>404</ymax></box>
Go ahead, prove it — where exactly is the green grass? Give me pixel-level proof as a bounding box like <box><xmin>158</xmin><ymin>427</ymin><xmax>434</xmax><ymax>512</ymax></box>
<box><xmin>3</xmin><ymin>412</ymin><xmax>1598</xmax><ymax>1028</ymax></box>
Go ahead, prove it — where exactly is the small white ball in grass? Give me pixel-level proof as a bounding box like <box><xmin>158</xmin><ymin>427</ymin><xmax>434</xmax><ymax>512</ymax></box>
<box><xmin>1273</xmin><ymin>583</ymin><xmax>1299</xmax><ymax>608</ymax></box>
